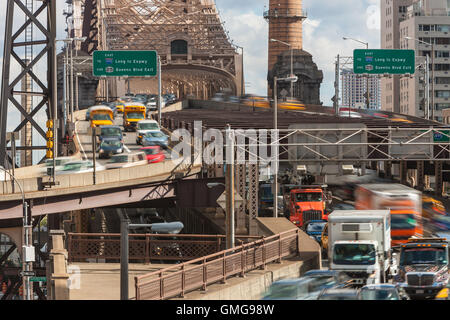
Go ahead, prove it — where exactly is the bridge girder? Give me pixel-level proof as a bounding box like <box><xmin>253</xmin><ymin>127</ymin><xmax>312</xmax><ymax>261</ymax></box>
<box><xmin>80</xmin><ymin>0</ymin><xmax>241</xmax><ymax>99</ymax></box>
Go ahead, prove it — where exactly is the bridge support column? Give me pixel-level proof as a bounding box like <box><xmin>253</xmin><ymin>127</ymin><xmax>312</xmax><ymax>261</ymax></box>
<box><xmin>47</xmin><ymin>230</ymin><xmax>69</xmax><ymax>300</ymax></box>
<box><xmin>248</xmin><ymin>164</ymin><xmax>259</xmax><ymax>236</ymax></box>
<box><xmin>384</xmin><ymin>161</ymin><xmax>392</xmax><ymax>180</ymax></box>
<box><xmin>236</xmin><ymin>164</ymin><xmax>247</xmax><ymax>235</ymax></box>
<box><xmin>435</xmin><ymin>162</ymin><xmax>443</xmax><ymax>196</ymax></box>
<box><xmin>417</xmin><ymin>161</ymin><xmax>425</xmax><ymax>191</ymax></box>
<box><xmin>400</xmin><ymin>161</ymin><xmax>408</xmax><ymax>185</ymax></box>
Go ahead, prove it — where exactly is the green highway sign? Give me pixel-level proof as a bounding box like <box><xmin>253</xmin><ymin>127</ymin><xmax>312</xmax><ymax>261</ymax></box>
<box><xmin>353</xmin><ymin>49</ymin><xmax>415</xmax><ymax>75</ymax></box>
<box><xmin>30</xmin><ymin>277</ymin><xmax>46</xmax><ymax>282</ymax></box>
<box><xmin>433</xmin><ymin>130</ymin><xmax>450</xmax><ymax>143</ymax></box>
<box><xmin>93</xmin><ymin>50</ymin><xmax>158</xmax><ymax>77</ymax></box>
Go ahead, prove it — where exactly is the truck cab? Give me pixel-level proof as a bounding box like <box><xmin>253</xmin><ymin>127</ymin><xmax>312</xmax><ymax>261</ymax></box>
<box><xmin>394</xmin><ymin>238</ymin><xmax>449</xmax><ymax>299</ymax></box>
<box><xmin>289</xmin><ymin>186</ymin><xmax>329</xmax><ymax>228</ymax></box>
<box><xmin>328</xmin><ymin>210</ymin><xmax>392</xmax><ymax>287</ymax></box>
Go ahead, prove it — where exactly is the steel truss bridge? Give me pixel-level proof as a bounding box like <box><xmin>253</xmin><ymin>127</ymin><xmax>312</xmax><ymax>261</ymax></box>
<box><xmin>77</xmin><ymin>0</ymin><xmax>243</xmax><ymax>99</ymax></box>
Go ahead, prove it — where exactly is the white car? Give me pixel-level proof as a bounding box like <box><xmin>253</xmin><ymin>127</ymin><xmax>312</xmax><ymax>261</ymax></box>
<box><xmin>56</xmin><ymin>160</ymin><xmax>105</xmax><ymax>175</ymax></box>
<box><xmin>146</xmin><ymin>96</ymin><xmax>165</xmax><ymax>111</ymax></box>
<box><xmin>41</xmin><ymin>156</ymin><xmax>77</xmax><ymax>175</ymax></box>
<box><xmin>136</xmin><ymin>120</ymin><xmax>161</xmax><ymax>145</ymax></box>
<box><xmin>105</xmin><ymin>152</ymin><xmax>148</xmax><ymax>170</ymax></box>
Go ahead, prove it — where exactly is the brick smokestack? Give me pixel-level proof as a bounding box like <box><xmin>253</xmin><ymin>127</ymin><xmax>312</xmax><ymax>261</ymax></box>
<box><xmin>266</xmin><ymin>0</ymin><xmax>305</xmax><ymax>74</ymax></box>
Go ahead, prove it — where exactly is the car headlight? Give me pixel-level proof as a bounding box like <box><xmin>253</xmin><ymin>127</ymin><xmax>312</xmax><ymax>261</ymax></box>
<box><xmin>99</xmin><ymin>149</ymin><xmax>104</xmax><ymax>153</ymax></box>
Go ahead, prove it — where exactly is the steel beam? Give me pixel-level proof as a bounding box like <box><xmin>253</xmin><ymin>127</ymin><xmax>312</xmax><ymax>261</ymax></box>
<box><xmin>0</xmin><ymin>0</ymin><xmax>57</xmax><ymax>167</ymax></box>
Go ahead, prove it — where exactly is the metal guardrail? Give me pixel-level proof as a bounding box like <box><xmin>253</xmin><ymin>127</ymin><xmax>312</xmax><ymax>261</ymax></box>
<box><xmin>67</xmin><ymin>233</ymin><xmax>262</xmax><ymax>263</ymax></box>
<box><xmin>134</xmin><ymin>229</ymin><xmax>300</xmax><ymax>300</ymax></box>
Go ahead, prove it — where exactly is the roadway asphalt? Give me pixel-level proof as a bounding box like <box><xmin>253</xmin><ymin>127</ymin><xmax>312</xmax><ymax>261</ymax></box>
<box><xmin>75</xmin><ymin>113</ymin><xmax>173</xmax><ymax>167</ymax></box>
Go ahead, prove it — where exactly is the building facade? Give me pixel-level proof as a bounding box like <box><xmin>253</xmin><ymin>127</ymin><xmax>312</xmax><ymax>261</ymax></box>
<box><xmin>382</xmin><ymin>0</ymin><xmax>450</xmax><ymax>121</ymax></box>
<box><xmin>341</xmin><ymin>68</ymin><xmax>381</xmax><ymax>110</ymax></box>
<box><xmin>380</xmin><ymin>0</ymin><xmax>414</xmax><ymax>114</ymax></box>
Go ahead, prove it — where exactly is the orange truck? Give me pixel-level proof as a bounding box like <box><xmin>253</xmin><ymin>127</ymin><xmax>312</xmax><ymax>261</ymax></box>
<box><xmin>288</xmin><ymin>185</ymin><xmax>330</xmax><ymax>228</ymax></box>
<box><xmin>355</xmin><ymin>184</ymin><xmax>423</xmax><ymax>247</ymax></box>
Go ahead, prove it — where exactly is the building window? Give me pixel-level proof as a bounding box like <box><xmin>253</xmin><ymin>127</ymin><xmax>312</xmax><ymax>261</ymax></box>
<box><xmin>171</xmin><ymin>39</ymin><xmax>188</xmax><ymax>55</ymax></box>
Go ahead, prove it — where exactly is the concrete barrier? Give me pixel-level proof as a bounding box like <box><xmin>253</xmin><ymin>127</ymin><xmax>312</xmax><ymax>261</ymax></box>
<box><xmin>2</xmin><ymin>159</ymin><xmax>200</xmax><ymax>197</ymax></box>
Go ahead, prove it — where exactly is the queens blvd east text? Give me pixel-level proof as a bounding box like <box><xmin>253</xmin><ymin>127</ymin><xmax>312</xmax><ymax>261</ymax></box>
<box><xmin>176</xmin><ymin>304</ymin><xmax>275</xmax><ymax>317</ymax></box>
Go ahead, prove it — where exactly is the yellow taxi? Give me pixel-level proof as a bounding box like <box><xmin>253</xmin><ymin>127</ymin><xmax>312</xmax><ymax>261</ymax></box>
<box><xmin>279</xmin><ymin>100</ymin><xmax>306</xmax><ymax>111</ymax></box>
<box><xmin>243</xmin><ymin>96</ymin><xmax>270</xmax><ymax>109</ymax></box>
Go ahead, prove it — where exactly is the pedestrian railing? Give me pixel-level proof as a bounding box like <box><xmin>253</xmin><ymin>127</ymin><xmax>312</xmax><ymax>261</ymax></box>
<box><xmin>67</xmin><ymin>233</ymin><xmax>262</xmax><ymax>263</ymax></box>
<box><xmin>134</xmin><ymin>229</ymin><xmax>300</xmax><ymax>300</ymax></box>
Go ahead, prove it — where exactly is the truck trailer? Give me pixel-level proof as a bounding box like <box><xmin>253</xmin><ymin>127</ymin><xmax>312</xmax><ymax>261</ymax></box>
<box><xmin>328</xmin><ymin>210</ymin><xmax>392</xmax><ymax>286</ymax></box>
<box><xmin>355</xmin><ymin>184</ymin><xmax>423</xmax><ymax>246</ymax></box>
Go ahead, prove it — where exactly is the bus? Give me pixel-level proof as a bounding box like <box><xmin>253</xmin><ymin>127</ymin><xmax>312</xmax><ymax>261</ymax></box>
<box><xmin>123</xmin><ymin>103</ymin><xmax>146</xmax><ymax>131</ymax></box>
<box><xmin>89</xmin><ymin>105</ymin><xmax>114</xmax><ymax>127</ymax></box>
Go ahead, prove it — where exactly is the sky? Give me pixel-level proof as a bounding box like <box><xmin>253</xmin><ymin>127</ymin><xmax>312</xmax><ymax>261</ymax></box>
<box><xmin>215</xmin><ymin>0</ymin><xmax>381</xmax><ymax>105</ymax></box>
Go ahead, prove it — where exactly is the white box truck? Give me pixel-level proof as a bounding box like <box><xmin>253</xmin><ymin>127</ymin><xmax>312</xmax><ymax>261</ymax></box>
<box><xmin>328</xmin><ymin>210</ymin><xmax>393</xmax><ymax>286</ymax></box>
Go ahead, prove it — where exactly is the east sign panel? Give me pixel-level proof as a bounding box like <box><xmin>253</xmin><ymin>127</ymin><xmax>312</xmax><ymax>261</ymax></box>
<box><xmin>93</xmin><ymin>50</ymin><xmax>158</xmax><ymax>77</ymax></box>
<box><xmin>353</xmin><ymin>49</ymin><xmax>415</xmax><ymax>75</ymax></box>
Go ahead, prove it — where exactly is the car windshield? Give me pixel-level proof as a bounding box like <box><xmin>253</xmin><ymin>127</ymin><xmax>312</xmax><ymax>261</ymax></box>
<box><xmin>265</xmin><ymin>283</ymin><xmax>306</xmax><ymax>299</ymax></box>
<box><xmin>92</xmin><ymin>113</ymin><xmax>112</xmax><ymax>121</ymax></box>
<box><xmin>109</xmin><ymin>155</ymin><xmax>129</xmax><ymax>163</ymax></box>
<box><xmin>142</xmin><ymin>148</ymin><xmax>159</xmax><ymax>155</ymax></box>
<box><xmin>101</xmin><ymin>140</ymin><xmax>121</xmax><ymax>147</ymax></box>
<box><xmin>145</xmin><ymin>132</ymin><xmax>165</xmax><ymax>138</ymax></box>
<box><xmin>138</xmin><ymin>123</ymin><xmax>159</xmax><ymax>130</ymax></box>
<box><xmin>101</xmin><ymin>128</ymin><xmax>121</xmax><ymax>136</ymax></box>
<box><xmin>46</xmin><ymin>159</ymin><xmax>66</xmax><ymax>167</ymax></box>
<box><xmin>62</xmin><ymin>163</ymin><xmax>85</xmax><ymax>171</ymax></box>
<box><xmin>295</xmin><ymin>192</ymin><xmax>322</xmax><ymax>202</ymax></box>
<box><xmin>391</xmin><ymin>214</ymin><xmax>417</xmax><ymax>230</ymax></box>
<box><xmin>260</xmin><ymin>186</ymin><xmax>272</xmax><ymax>199</ymax></box>
<box><xmin>303</xmin><ymin>275</ymin><xmax>337</xmax><ymax>291</ymax></box>
<box><xmin>127</xmin><ymin>112</ymin><xmax>145</xmax><ymax>119</ymax></box>
<box><xmin>307</xmin><ymin>222</ymin><xmax>327</xmax><ymax>233</ymax></box>
<box><xmin>333</xmin><ymin>244</ymin><xmax>376</xmax><ymax>265</ymax></box>
<box><xmin>400</xmin><ymin>247</ymin><xmax>448</xmax><ymax>266</ymax></box>
<box><xmin>319</xmin><ymin>293</ymin><xmax>358</xmax><ymax>300</ymax></box>
<box><xmin>359</xmin><ymin>288</ymin><xmax>399</xmax><ymax>300</ymax></box>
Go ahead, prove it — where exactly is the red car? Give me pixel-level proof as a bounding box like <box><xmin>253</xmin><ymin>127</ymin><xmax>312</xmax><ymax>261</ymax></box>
<box><xmin>139</xmin><ymin>146</ymin><xmax>165</xmax><ymax>164</ymax></box>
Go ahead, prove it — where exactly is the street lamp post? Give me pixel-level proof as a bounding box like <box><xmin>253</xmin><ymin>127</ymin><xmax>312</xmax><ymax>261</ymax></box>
<box><xmin>405</xmin><ymin>36</ymin><xmax>435</xmax><ymax>120</ymax></box>
<box><xmin>207</xmin><ymin>180</ymin><xmax>234</xmax><ymax>249</ymax></box>
<box><xmin>273</xmin><ymin>75</ymin><xmax>298</xmax><ymax>218</ymax></box>
<box><xmin>343</xmin><ymin>37</ymin><xmax>370</xmax><ymax>110</ymax></box>
<box><xmin>270</xmin><ymin>39</ymin><xmax>294</xmax><ymax>99</ymax></box>
<box><xmin>0</xmin><ymin>167</ymin><xmax>33</xmax><ymax>300</ymax></box>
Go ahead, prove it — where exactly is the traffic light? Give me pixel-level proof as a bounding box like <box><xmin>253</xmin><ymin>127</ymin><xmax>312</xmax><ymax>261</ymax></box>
<box><xmin>46</xmin><ymin>120</ymin><xmax>54</xmax><ymax>159</ymax></box>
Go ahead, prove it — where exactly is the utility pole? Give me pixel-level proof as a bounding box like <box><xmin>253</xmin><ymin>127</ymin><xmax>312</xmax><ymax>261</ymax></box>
<box><xmin>225</xmin><ymin>125</ymin><xmax>235</xmax><ymax>249</ymax></box>
<box><xmin>273</xmin><ymin>76</ymin><xmax>278</xmax><ymax>218</ymax></box>
<box><xmin>158</xmin><ymin>55</ymin><xmax>162</xmax><ymax>127</ymax></box>
<box><xmin>334</xmin><ymin>54</ymin><xmax>340</xmax><ymax>114</ymax></box>
<box><xmin>431</xmin><ymin>43</ymin><xmax>435</xmax><ymax>120</ymax></box>
<box><xmin>119</xmin><ymin>212</ymin><xmax>129</xmax><ymax>300</ymax></box>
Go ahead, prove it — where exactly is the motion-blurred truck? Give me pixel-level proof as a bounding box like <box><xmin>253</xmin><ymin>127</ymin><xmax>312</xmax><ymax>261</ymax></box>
<box><xmin>288</xmin><ymin>185</ymin><xmax>331</xmax><ymax>228</ymax></box>
<box><xmin>355</xmin><ymin>184</ymin><xmax>423</xmax><ymax>247</ymax></box>
<box><xmin>394</xmin><ymin>238</ymin><xmax>449</xmax><ymax>299</ymax></box>
<box><xmin>328</xmin><ymin>210</ymin><xmax>392</xmax><ymax>286</ymax></box>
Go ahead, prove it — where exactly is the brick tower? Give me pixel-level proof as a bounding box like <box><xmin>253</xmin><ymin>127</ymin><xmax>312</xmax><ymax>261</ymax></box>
<box><xmin>265</xmin><ymin>0</ymin><xmax>305</xmax><ymax>74</ymax></box>
<box><xmin>265</xmin><ymin>0</ymin><xmax>323</xmax><ymax>104</ymax></box>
